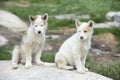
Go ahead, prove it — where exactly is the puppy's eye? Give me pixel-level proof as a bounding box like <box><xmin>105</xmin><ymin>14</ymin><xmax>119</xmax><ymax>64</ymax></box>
<box><xmin>35</xmin><ymin>25</ymin><xmax>37</xmax><ymax>27</ymax></box>
<box><xmin>41</xmin><ymin>25</ymin><xmax>43</xmax><ymax>26</ymax></box>
<box><xmin>84</xmin><ymin>31</ymin><xmax>87</xmax><ymax>33</ymax></box>
<box><xmin>79</xmin><ymin>31</ymin><xmax>81</xmax><ymax>32</ymax></box>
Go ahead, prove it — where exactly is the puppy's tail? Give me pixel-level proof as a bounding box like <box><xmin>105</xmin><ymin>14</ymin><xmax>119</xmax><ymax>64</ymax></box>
<box><xmin>43</xmin><ymin>62</ymin><xmax>56</xmax><ymax>67</ymax></box>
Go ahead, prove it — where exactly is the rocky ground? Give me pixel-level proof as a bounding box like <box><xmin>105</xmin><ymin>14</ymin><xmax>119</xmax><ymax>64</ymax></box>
<box><xmin>0</xmin><ymin>61</ymin><xmax>112</xmax><ymax>80</ymax></box>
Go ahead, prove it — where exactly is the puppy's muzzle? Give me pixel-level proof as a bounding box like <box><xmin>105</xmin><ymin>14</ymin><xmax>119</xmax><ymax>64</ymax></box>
<box><xmin>38</xmin><ymin>31</ymin><xmax>41</xmax><ymax>34</ymax></box>
<box><xmin>80</xmin><ymin>36</ymin><xmax>83</xmax><ymax>39</ymax></box>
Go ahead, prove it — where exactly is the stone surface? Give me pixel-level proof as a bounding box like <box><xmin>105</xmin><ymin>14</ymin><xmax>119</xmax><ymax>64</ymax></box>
<box><xmin>0</xmin><ymin>10</ymin><xmax>28</xmax><ymax>32</ymax></box>
<box><xmin>55</xmin><ymin>14</ymin><xmax>90</xmax><ymax>20</ymax></box>
<box><xmin>0</xmin><ymin>25</ymin><xmax>22</xmax><ymax>46</ymax></box>
<box><xmin>46</xmin><ymin>35</ymin><xmax>60</xmax><ymax>40</ymax></box>
<box><xmin>114</xmin><ymin>12</ymin><xmax>120</xmax><ymax>23</ymax></box>
<box><xmin>2</xmin><ymin>1</ymin><xmax>30</xmax><ymax>7</ymax></box>
<box><xmin>94</xmin><ymin>22</ymin><xmax>119</xmax><ymax>28</ymax></box>
<box><xmin>43</xmin><ymin>43</ymin><xmax>53</xmax><ymax>51</ymax></box>
<box><xmin>106</xmin><ymin>12</ymin><xmax>116</xmax><ymax>21</ymax></box>
<box><xmin>106</xmin><ymin>11</ymin><xmax>120</xmax><ymax>26</ymax></box>
<box><xmin>0</xmin><ymin>61</ymin><xmax>112</xmax><ymax>80</ymax></box>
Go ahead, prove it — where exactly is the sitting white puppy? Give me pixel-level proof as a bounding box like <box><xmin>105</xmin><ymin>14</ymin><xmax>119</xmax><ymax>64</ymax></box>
<box><xmin>12</xmin><ymin>13</ymin><xmax>48</xmax><ymax>69</ymax></box>
<box><xmin>55</xmin><ymin>19</ymin><xmax>94</xmax><ymax>73</ymax></box>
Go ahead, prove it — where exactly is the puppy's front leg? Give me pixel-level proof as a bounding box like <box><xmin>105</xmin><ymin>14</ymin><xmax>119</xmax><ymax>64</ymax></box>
<box><xmin>24</xmin><ymin>46</ymin><xmax>32</xmax><ymax>69</ymax></box>
<box><xmin>74</xmin><ymin>53</ymin><xmax>85</xmax><ymax>74</ymax></box>
<box><xmin>35</xmin><ymin>48</ymin><xmax>43</xmax><ymax>66</ymax></box>
<box><xmin>81</xmin><ymin>52</ymin><xmax>89</xmax><ymax>72</ymax></box>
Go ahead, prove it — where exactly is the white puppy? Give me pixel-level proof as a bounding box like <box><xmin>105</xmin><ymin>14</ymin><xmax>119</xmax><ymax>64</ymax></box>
<box><xmin>55</xmin><ymin>20</ymin><xmax>94</xmax><ymax>73</ymax></box>
<box><xmin>12</xmin><ymin>13</ymin><xmax>48</xmax><ymax>69</ymax></box>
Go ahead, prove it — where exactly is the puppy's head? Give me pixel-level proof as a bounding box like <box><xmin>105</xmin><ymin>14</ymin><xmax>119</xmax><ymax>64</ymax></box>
<box><xmin>29</xmin><ymin>13</ymin><xmax>48</xmax><ymax>34</ymax></box>
<box><xmin>75</xmin><ymin>19</ymin><xmax>94</xmax><ymax>40</ymax></box>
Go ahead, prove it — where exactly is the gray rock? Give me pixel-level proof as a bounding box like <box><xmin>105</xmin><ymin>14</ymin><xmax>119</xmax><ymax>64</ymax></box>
<box><xmin>0</xmin><ymin>10</ymin><xmax>28</xmax><ymax>32</ymax></box>
<box><xmin>94</xmin><ymin>22</ymin><xmax>119</xmax><ymax>28</ymax></box>
<box><xmin>94</xmin><ymin>23</ymin><xmax>110</xmax><ymax>28</ymax></box>
<box><xmin>55</xmin><ymin>14</ymin><xmax>90</xmax><ymax>20</ymax></box>
<box><xmin>0</xmin><ymin>25</ymin><xmax>22</xmax><ymax>46</ymax></box>
<box><xmin>106</xmin><ymin>12</ymin><xmax>116</xmax><ymax>21</ymax></box>
<box><xmin>77</xmin><ymin>15</ymin><xmax>90</xmax><ymax>20</ymax></box>
<box><xmin>44</xmin><ymin>44</ymin><xmax>53</xmax><ymax>51</ymax></box>
<box><xmin>0</xmin><ymin>61</ymin><xmax>112</xmax><ymax>80</ymax></box>
<box><xmin>106</xmin><ymin>21</ymin><xmax>119</xmax><ymax>27</ymax></box>
<box><xmin>91</xmin><ymin>48</ymin><xmax>111</xmax><ymax>55</ymax></box>
<box><xmin>46</xmin><ymin>35</ymin><xmax>60</xmax><ymax>40</ymax></box>
<box><xmin>114</xmin><ymin>12</ymin><xmax>120</xmax><ymax>23</ymax></box>
<box><xmin>3</xmin><ymin>1</ymin><xmax>30</xmax><ymax>7</ymax></box>
<box><xmin>55</xmin><ymin>14</ymin><xmax>75</xmax><ymax>20</ymax></box>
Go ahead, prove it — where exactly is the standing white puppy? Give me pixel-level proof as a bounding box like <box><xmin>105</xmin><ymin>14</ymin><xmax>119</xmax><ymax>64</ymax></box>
<box><xmin>12</xmin><ymin>13</ymin><xmax>48</xmax><ymax>69</ymax></box>
<box><xmin>55</xmin><ymin>19</ymin><xmax>94</xmax><ymax>73</ymax></box>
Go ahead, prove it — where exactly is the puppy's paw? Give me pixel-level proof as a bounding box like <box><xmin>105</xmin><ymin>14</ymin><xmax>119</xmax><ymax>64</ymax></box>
<box><xmin>36</xmin><ymin>61</ymin><xmax>44</xmax><ymax>66</ymax></box>
<box><xmin>25</xmin><ymin>63</ymin><xmax>32</xmax><ymax>69</ymax></box>
<box><xmin>77</xmin><ymin>68</ymin><xmax>85</xmax><ymax>74</ymax></box>
<box><xmin>12</xmin><ymin>63</ymin><xmax>18</xmax><ymax>69</ymax></box>
<box><xmin>83</xmin><ymin>67</ymin><xmax>89</xmax><ymax>72</ymax></box>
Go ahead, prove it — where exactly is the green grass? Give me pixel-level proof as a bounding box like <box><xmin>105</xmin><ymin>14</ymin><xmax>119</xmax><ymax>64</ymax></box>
<box><xmin>0</xmin><ymin>45</ymin><xmax>11</xmax><ymax>60</ymax></box>
<box><xmin>48</xmin><ymin>17</ymin><xmax>74</xmax><ymax>29</ymax></box>
<box><xmin>41</xmin><ymin>53</ymin><xmax>55</xmax><ymax>63</ymax></box>
<box><xmin>0</xmin><ymin>0</ymin><xmax>120</xmax><ymax>23</ymax></box>
<box><xmin>86</xmin><ymin>56</ymin><xmax>120</xmax><ymax>80</ymax></box>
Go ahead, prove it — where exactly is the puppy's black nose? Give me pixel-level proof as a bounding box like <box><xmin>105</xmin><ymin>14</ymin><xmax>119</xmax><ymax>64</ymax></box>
<box><xmin>38</xmin><ymin>31</ymin><xmax>41</xmax><ymax>34</ymax></box>
<box><xmin>80</xmin><ymin>36</ymin><xmax>83</xmax><ymax>39</ymax></box>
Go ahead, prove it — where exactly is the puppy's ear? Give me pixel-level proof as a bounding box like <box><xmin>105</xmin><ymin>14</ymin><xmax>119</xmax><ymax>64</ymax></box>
<box><xmin>75</xmin><ymin>19</ymin><xmax>82</xmax><ymax>27</ymax></box>
<box><xmin>88</xmin><ymin>20</ymin><xmax>94</xmax><ymax>27</ymax></box>
<box><xmin>41</xmin><ymin>13</ymin><xmax>48</xmax><ymax>21</ymax></box>
<box><xmin>29</xmin><ymin>15</ymin><xmax>37</xmax><ymax>22</ymax></box>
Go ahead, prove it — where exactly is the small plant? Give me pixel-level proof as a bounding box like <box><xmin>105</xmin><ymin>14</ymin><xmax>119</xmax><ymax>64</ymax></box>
<box><xmin>0</xmin><ymin>46</ymin><xmax>11</xmax><ymax>60</ymax></box>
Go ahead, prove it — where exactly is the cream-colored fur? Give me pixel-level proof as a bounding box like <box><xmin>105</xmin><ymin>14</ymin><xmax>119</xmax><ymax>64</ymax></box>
<box><xmin>12</xmin><ymin>13</ymin><xmax>48</xmax><ymax>69</ymax></box>
<box><xmin>55</xmin><ymin>20</ymin><xmax>94</xmax><ymax>73</ymax></box>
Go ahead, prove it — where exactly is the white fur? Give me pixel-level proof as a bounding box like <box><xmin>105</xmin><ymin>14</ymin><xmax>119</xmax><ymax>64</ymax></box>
<box><xmin>12</xmin><ymin>14</ymin><xmax>48</xmax><ymax>69</ymax></box>
<box><xmin>55</xmin><ymin>20</ymin><xmax>94</xmax><ymax>73</ymax></box>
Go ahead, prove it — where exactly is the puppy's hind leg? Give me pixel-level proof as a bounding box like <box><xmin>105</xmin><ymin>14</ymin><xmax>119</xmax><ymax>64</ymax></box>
<box><xmin>55</xmin><ymin>54</ymin><xmax>73</xmax><ymax>70</ymax></box>
<box><xmin>12</xmin><ymin>46</ymin><xmax>20</xmax><ymax>69</ymax></box>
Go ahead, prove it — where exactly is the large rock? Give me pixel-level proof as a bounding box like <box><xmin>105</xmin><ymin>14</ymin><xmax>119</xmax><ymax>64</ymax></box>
<box><xmin>0</xmin><ymin>25</ymin><xmax>22</xmax><ymax>46</ymax></box>
<box><xmin>114</xmin><ymin>12</ymin><xmax>120</xmax><ymax>23</ymax></box>
<box><xmin>106</xmin><ymin>12</ymin><xmax>116</xmax><ymax>21</ymax></box>
<box><xmin>55</xmin><ymin>14</ymin><xmax>90</xmax><ymax>20</ymax></box>
<box><xmin>0</xmin><ymin>61</ymin><xmax>112</xmax><ymax>80</ymax></box>
<box><xmin>106</xmin><ymin>11</ymin><xmax>120</xmax><ymax>26</ymax></box>
<box><xmin>94</xmin><ymin>22</ymin><xmax>119</xmax><ymax>28</ymax></box>
<box><xmin>0</xmin><ymin>10</ymin><xmax>28</xmax><ymax>32</ymax></box>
